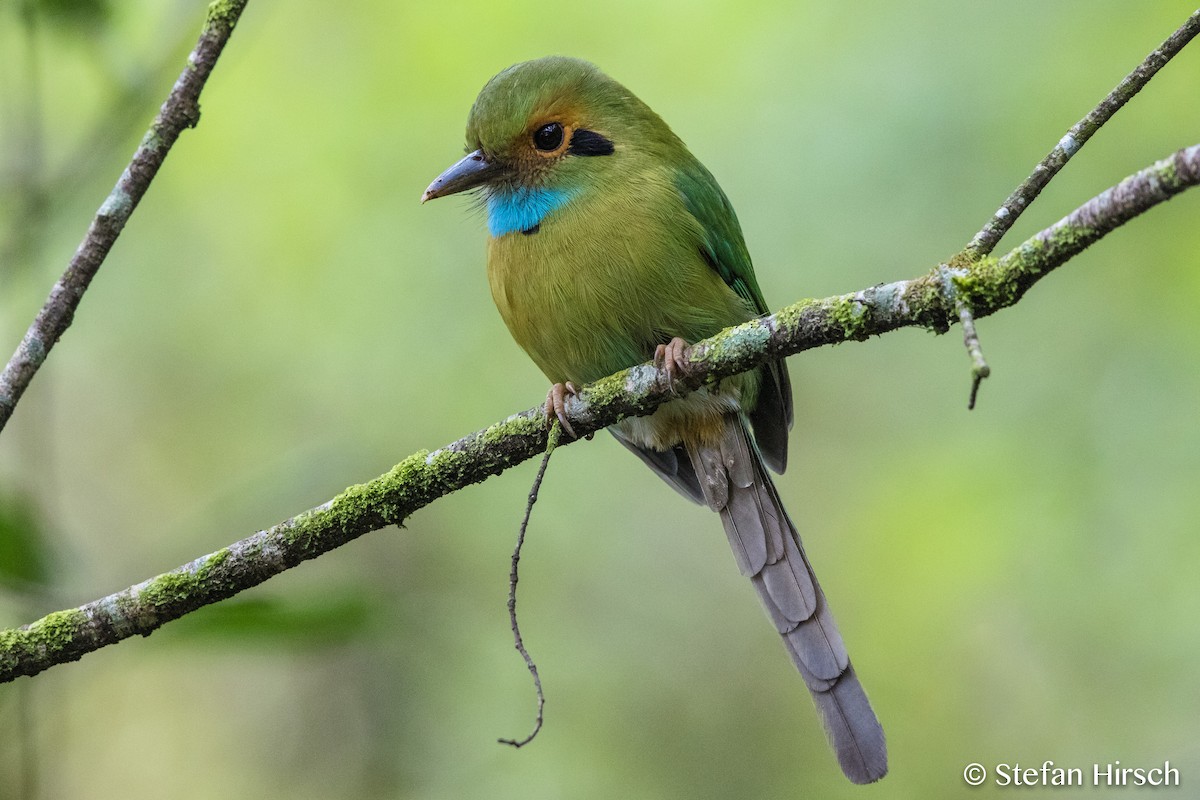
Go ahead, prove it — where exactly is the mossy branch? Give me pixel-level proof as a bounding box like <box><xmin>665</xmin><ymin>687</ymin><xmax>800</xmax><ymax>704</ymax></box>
<box><xmin>0</xmin><ymin>0</ymin><xmax>250</xmax><ymax>436</ymax></box>
<box><xmin>2</xmin><ymin>143</ymin><xmax>1197</xmax><ymax>684</ymax></box>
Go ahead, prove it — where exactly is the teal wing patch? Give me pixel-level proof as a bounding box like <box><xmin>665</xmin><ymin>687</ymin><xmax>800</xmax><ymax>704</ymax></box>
<box><xmin>674</xmin><ymin>157</ymin><xmax>794</xmax><ymax>472</ymax></box>
<box><xmin>674</xmin><ymin>160</ymin><xmax>769</xmax><ymax>316</ymax></box>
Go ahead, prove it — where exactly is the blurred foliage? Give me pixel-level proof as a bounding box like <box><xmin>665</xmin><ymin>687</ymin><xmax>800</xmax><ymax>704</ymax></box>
<box><xmin>18</xmin><ymin>0</ymin><xmax>111</xmax><ymax>31</ymax></box>
<box><xmin>1</xmin><ymin>1</ymin><xmax>1199</xmax><ymax>799</ymax></box>
<box><xmin>0</xmin><ymin>491</ymin><xmax>51</xmax><ymax>589</ymax></box>
<box><xmin>162</xmin><ymin>594</ymin><xmax>378</xmax><ymax>647</ymax></box>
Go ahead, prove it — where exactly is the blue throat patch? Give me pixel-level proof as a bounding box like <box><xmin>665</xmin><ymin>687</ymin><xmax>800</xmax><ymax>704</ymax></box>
<box><xmin>486</xmin><ymin>186</ymin><xmax>573</xmax><ymax>238</ymax></box>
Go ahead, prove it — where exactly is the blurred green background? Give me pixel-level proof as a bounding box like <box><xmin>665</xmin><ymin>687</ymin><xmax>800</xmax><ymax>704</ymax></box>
<box><xmin>2</xmin><ymin>1</ymin><xmax>1199</xmax><ymax>798</ymax></box>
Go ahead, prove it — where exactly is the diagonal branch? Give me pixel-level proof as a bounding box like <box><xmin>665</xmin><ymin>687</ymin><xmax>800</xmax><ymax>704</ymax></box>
<box><xmin>0</xmin><ymin>0</ymin><xmax>250</xmax><ymax>436</ymax></box>
<box><xmin>2</xmin><ymin>143</ymin><xmax>1197</xmax><ymax>684</ymax></box>
<box><xmin>964</xmin><ymin>9</ymin><xmax>1200</xmax><ymax>258</ymax></box>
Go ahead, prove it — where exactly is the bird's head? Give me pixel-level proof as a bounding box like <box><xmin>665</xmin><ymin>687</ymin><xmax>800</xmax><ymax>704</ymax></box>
<box><xmin>422</xmin><ymin>56</ymin><xmax>674</xmax><ymax>237</ymax></box>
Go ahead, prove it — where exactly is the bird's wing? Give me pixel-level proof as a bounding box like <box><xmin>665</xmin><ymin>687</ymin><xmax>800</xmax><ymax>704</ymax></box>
<box><xmin>674</xmin><ymin>160</ymin><xmax>794</xmax><ymax>472</ymax></box>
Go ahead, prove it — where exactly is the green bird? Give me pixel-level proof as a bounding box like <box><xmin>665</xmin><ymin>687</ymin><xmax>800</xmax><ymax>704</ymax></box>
<box><xmin>423</xmin><ymin>56</ymin><xmax>886</xmax><ymax>784</ymax></box>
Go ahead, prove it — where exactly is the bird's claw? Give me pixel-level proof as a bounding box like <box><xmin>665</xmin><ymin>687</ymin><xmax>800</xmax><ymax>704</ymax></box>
<box><xmin>544</xmin><ymin>381</ymin><xmax>579</xmax><ymax>439</ymax></box>
<box><xmin>653</xmin><ymin>337</ymin><xmax>691</xmax><ymax>394</ymax></box>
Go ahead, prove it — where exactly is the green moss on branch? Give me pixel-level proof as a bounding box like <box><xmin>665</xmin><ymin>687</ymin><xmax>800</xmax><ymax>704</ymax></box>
<box><xmin>2</xmin><ymin>143</ymin><xmax>1198</xmax><ymax>684</ymax></box>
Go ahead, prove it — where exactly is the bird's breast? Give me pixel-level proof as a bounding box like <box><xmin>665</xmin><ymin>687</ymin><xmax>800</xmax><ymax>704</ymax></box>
<box><xmin>489</xmin><ymin>187</ymin><xmax>712</xmax><ymax>377</ymax></box>
<box><xmin>485</xmin><ymin>173</ymin><xmax>763</xmax><ymax>451</ymax></box>
<box><xmin>488</xmin><ymin>170</ymin><xmax>754</xmax><ymax>387</ymax></box>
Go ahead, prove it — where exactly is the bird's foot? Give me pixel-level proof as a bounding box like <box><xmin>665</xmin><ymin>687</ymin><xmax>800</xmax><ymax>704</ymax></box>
<box><xmin>654</xmin><ymin>337</ymin><xmax>691</xmax><ymax>394</ymax></box>
<box><xmin>544</xmin><ymin>382</ymin><xmax>579</xmax><ymax>439</ymax></box>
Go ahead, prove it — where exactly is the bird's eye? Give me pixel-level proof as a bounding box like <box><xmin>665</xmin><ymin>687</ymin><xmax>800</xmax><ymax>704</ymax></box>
<box><xmin>533</xmin><ymin>122</ymin><xmax>564</xmax><ymax>151</ymax></box>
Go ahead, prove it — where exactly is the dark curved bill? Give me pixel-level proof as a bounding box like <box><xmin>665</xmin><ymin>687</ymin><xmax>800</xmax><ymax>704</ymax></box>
<box><xmin>421</xmin><ymin>149</ymin><xmax>504</xmax><ymax>202</ymax></box>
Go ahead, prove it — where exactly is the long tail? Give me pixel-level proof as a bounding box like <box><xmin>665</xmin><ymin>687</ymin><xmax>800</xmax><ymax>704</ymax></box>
<box><xmin>687</xmin><ymin>413</ymin><xmax>887</xmax><ymax>784</ymax></box>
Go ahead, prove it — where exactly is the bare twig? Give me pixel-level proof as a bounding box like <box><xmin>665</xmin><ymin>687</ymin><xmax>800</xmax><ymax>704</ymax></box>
<box><xmin>961</xmin><ymin>312</ymin><xmax>990</xmax><ymax>412</ymax></box>
<box><xmin>964</xmin><ymin>9</ymin><xmax>1200</xmax><ymax>258</ymax></box>
<box><xmin>2</xmin><ymin>143</ymin><xmax>1196</xmax><ymax>684</ymax></box>
<box><xmin>498</xmin><ymin>424</ymin><xmax>560</xmax><ymax>748</ymax></box>
<box><xmin>938</xmin><ymin>267</ymin><xmax>991</xmax><ymax>409</ymax></box>
<box><xmin>0</xmin><ymin>0</ymin><xmax>250</xmax><ymax>436</ymax></box>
